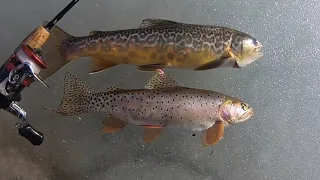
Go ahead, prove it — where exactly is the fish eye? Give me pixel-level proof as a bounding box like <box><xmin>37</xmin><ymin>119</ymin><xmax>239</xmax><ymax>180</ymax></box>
<box><xmin>249</xmin><ymin>37</ymin><xmax>260</xmax><ymax>46</ymax></box>
<box><xmin>243</xmin><ymin>36</ymin><xmax>257</xmax><ymax>46</ymax></box>
<box><xmin>253</xmin><ymin>39</ymin><xmax>259</xmax><ymax>46</ymax></box>
<box><xmin>241</xmin><ymin>103</ymin><xmax>249</xmax><ymax>111</ymax></box>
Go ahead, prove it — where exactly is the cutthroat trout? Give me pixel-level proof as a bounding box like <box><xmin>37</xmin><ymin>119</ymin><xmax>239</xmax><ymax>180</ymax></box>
<box><xmin>46</xmin><ymin>69</ymin><xmax>253</xmax><ymax>146</ymax></box>
<box><xmin>39</xmin><ymin>19</ymin><xmax>263</xmax><ymax>79</ymax></box>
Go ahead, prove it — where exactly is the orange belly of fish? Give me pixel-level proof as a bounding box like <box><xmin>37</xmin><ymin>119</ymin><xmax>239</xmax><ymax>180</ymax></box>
<box><xmin>74</xmin><ymin>42</ymin><xmax>220</xmax><ymax>69</ymax></box>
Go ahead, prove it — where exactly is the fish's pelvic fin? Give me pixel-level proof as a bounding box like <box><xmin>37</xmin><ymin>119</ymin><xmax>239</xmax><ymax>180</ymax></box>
<box><xmin>88</xmin><ymin>57</ymin><xmax>118</xmax><ymax>74</ymax></box>
<box><xmin>145</xmin><ymin>69</ymin><xmax>180</xmax><ymax>89</ymax></box>
<box><xmin>194</xmin><ymin>57</ymin><xmax>233</xmax><ymax>70</ymax></box>
<box><xmin>142</xmin><ymin>127</ymin><xmax>164</xmax><ymax>142</ymax></box>
<box><xmin>140</xmin><ymin>125</ymin><xmax>164</xmax><ymax>128</ymax></box>
<box><xmin>44</xmin><ymin>72</ymin><xmax>96</xmax><ymax>116</ymax></box>
<box><xmin>139</xmin><ymin>19</ymin><xmax>180</xmax><ymax>28</ymax></box>
<box><xmin>137</xmin><ymin>64</ymin><xmax>165</xmax><ymax>71</ymax></box>
<box><xmin>201</xmin><ymin>121</ymin><xmax>225</xmax><ymax>147</ymax></box>
<box><xmin>102</xmin><ymin>115</ymin><xmax>128</xmax><ymax>133</ymax></box>
<box><xmin>39</xmin><ymin>24</ymin><xmax>74</xmax><ymax>79</ymax></box>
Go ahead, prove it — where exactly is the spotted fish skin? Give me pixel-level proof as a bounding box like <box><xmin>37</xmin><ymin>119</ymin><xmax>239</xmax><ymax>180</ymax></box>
<box><xmin>92</xmin><ymin>88</ymin><xmax>226</xmax><ymax>131</ymax></box>
<box><xmin>63</xmin><ymin>24</ymin><xmax>237</xmax><ymax>66</ymax></box>
<box><xmin>39</xmin><ymin>19</ymin><xmax>263</xmax><ymax>79</ymax></box>
<box><xmin>55</xmin><ymin>73</ymin><xmax>226</xmax><ymax>131</ymax></box>
<box><xmin>49</xmin><ymin>70</ymin><xmax>254</xmax><ymax>146</ymax></box>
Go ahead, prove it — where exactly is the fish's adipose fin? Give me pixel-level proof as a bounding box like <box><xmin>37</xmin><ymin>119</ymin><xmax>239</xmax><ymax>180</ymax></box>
<box><xmin>89</xmin><ymin>31</ymin><xmax>104</xmax><ymax>36</ymax></box>
<box><xmin>142</xmin><ymin>126</ymin><xmax>164</xmax><ymax>142</ymax></box>
<box><xmin>39</xmin><ymin>25</ymin><xmax>74</xmax><ymax>80</ymax></box>
<box><xmin>102</xmin><ymin>115</ymin><xmax>128</xmax><ymax>133</ymax></box>
<box><xmin>89</xmin><ymin>57</ymin><xmax>118</xmax><ymax>74</ymax></box>
<box><xmin>44</xmin><ymin>72</ymin><xmax>96</xmax><ymax>116</ymax></box>
<box><xmin>145</xmin><ymin>69</ymin><xmax>180</xmax><ymax>89</ymax></box>
<box><xmin>139</xmin><ymin>19</ymin><xmax>180</xmax><ymax>28</ymax></box>
<box><xmin>194</xmin><ymin>57</ymin><xmax>234</xmax><ymax>70</ymax></box>
<box><xmin>107</xmin><ymin>86</ymin><xmax>120</xmax><ymax>92</ymax></box>
<box><xmin>200</xmin><ymin>121</ymin><xmax>225</xmax><ymax>147</ymax></box>
<box><xmin>137</xmin><ymin>64</ymin><xmax>165</xmax><ymax>71</ymax></box>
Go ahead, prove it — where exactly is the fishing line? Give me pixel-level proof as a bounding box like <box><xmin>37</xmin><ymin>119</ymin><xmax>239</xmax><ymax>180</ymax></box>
<box><xmin>209</xmin><ymin>149</ymin><xmax>215</xmax><ymax>156</ymax></box>
<box><xmin>44</xmin><ymin>0</ymin><xmax>80</xmax><ymax>30</ymax></box>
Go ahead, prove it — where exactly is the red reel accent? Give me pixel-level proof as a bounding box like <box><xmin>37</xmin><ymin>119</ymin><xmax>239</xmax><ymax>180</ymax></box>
<box><xmin>5</xmin><ymin>62</ymin><xmax>16</xmax><ymax>71</ymax></box>
<box><xmin>22</xmin><ymin>79</ymin><xmax>32</xmax><ymax>87</ymax></box>
<box><xmin>20</xmin><ymin>44</ymin><xmax>48</xmax><ymax>69</ymax></box>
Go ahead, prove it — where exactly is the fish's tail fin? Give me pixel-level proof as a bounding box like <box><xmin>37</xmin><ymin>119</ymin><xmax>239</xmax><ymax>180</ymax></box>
<box><xmin>44</xmin><ymin>72</ymin><xmax>96</xmax><ymax>116</ymax></box>
<box><xmin>39</xmin><ymin>25</ymin><xmax>74</xmax><ymax>80</ymax></box>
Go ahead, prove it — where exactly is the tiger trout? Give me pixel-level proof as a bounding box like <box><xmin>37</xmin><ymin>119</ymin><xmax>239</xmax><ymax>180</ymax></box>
<box><xmin>46</xmin><ymin>69</ymin><xmax>254</xmax><ymax>146</ymax></box>
<box><xmin>39</xmin><ymin>18</ymin><xmax>263</xmax><ymax>79</ymax></box>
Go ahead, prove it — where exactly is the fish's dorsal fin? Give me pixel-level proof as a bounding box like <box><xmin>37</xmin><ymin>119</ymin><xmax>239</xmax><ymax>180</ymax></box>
<box><xmin>145</xmin><ymin>69</ymin><xmax>180</xmax><ymax>89</ymax></box>
<box><xmin>107</xmin><ymin>86</ymin><xmax>120</xmax><ymax>92</ymax></box>
<box><xmin>139</xmin><ymin>18</ymin><xmax>180</xmax><ymax>28</ymax></box>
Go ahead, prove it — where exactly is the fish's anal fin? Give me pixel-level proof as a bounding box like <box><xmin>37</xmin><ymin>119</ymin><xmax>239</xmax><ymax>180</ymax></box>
<box><xmin>139</xmin><ymin>19</ymin><xmax>180</xmax><ymax>28</ymax></box>
<box><xmin>137</xmin><ymin>64</ymin><xmax>165</xmax><ymax>71</ymax></box>
<box><xmin>89</xmin><ymin>57</ymin><xmax>118</xmax><ymax>74</ymax></box>
<box><xmin>145</xmin><ymin>69</ymin><xmax>180</xmax><ymax>89</ymax></box>
<box><xmin>101</xmin><ymin>115</ymin><xmax>128</xmax><ymax>133</ymax></box>
<box><xmin>201</xmin><ymin>121</ymin><xmax>225</xmax><ymax>147</ymax></box>
<box><xmin>194</xmin><ymin>57</ymin><xmax>234</xmax><ymax>70</ymax></box>
<box><xmin>141</xmin><ymin>125</ymin><xmax>164</xmax><ymax>128</ymax></box>
<box><xmin>142</xmin><ymin>126</ymin><xmax>164</xmax><ymax>142</ymax></box>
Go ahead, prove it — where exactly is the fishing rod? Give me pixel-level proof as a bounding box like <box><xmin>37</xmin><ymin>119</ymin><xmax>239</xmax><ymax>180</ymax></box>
<box><xmin>0</xmin><ymin>0</ymin><xmax>80</xmax><ymax>146</ymax></box>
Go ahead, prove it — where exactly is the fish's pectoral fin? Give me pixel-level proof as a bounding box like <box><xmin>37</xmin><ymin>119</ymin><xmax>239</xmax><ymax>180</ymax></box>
<box><xmin>145</xmin><ymin>69</ymin><xmax>180</xmax><ymax>89</ymax></box>
<box><xmin>201</xmin><ymin>121</ymin><xmax>225</xmax><ymax>147</ymax></box>
<box><xmin>89</xmin><ymin>57</ymin><xmax>118</xmax><ymax>74</ymax></box>
<box><xmin>194</xmin><ymin>57</ymin><xmax>234</xmax><ymax>70</ymax></box>
<box><xmin>137</xmin><ymin>64</ymin><xmax>165</xmax><ymax>71</ymax></box>
<box><xmin>102</xmin><ymin>115</ymin><xmax>128</xmax><ymax>133</ymax></box>
<box><xmin>139</xmin><ymin>19</ymin><xmax>180</xmax><ymax>28</ymax></box>
<box><xmin>141</xmin><ymin>125</ymin><xmax>164</xmax><ymax>142</ymax></box>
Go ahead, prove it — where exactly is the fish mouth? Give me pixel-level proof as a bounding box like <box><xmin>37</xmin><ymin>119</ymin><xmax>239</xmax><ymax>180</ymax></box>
<box><xmin>241</xmin><ymin>108</ymin><xmax>254</xmax><ymax>121</ymax></box>
<box><xmin>256</xmin><ymin>49</ymin><xmax>264</xmax><ymax>57</ymax></box>
<box><xmin>257</xmin><ymin>53</ymin><xmax>264</xmax><ymax>57</ymax></box>
<box><xmin>255</xmin><ymin>42</ymin><xmax>264</xmax><ymax>56</ymax></box>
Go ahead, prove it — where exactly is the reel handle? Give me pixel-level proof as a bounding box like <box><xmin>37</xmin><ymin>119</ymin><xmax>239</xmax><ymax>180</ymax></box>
<box><xmin>18</xmin><ymin>123</ymin><xmax>44</xmax><ymax>146</ymax></box>
<box><xmin>6</xmin><ymin>101</ymin><xmax>44</xmax><ymax>146</ymax></box>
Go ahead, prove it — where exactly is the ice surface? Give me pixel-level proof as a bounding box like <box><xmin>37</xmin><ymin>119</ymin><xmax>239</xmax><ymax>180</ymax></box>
<box><xmin>0</xmin><ymin>0</ymin><xmax>319</xmax><ymax>179</ymax></box>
